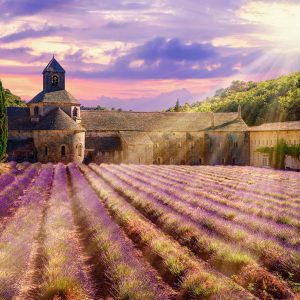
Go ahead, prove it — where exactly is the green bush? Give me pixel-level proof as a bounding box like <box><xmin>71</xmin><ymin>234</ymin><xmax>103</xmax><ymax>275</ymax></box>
<box><xmin>0</xmin><ymin>81</ymin><xmax>8</xmax><ymax>162</ymax></box>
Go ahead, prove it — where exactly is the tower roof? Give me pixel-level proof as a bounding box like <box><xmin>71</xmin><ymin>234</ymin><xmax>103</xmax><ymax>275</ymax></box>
<box><xmin>34</xmin><ymin>107</ymin><xmax>84</xmax><ymax>131</ymax></box>
<box><xmin>28</xmin><ymin>90</ymin><xmax>80</xmax><ymax>105</ymax></box>
<box><xmin>43</xmin><ymin>57</ymin><xmax>65</xmax><ymax>74</ymax></box>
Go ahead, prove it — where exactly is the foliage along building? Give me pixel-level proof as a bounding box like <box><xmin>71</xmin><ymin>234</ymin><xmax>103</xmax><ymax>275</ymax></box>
<box><xmin>7</xmin><ymin>57</ymin><xmax>250</xmax><ymax>165</ymax></box>
<box><xmin>249</xmin><ymin>122</ymin><xmax>300</xmax><ymax>169</ymax></box>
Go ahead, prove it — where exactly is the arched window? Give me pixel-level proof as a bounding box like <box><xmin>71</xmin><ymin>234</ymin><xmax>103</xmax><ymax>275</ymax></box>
<box><xmin>77</xmin><ymin>144</ymin><xmax>83</xmax><ymax>156</ymax></box>
<box><xmin>52</xmin><ymin>75</ymin><xmax>59</xmax><ymax>87</ymax></box>
<box><xmin>61</xmin><ymin>145</ymin><xmax>66</xmax><ymax>156</ymax></box>
<box><xmin>34</xmin><ymin>106</ymin><xmax>39</xmax><ymax>116</ymax></box>
<box><xmin>73</xmin><ymin>107</ymin><xmax>78</xmax><ymax>118</ymax></box>
<box><xmin>44</xmin><ymin>145</ymin><xmax>48</xmax><ymax>156</ymax></box>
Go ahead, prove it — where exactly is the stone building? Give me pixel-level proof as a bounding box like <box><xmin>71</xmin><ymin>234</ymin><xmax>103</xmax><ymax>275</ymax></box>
<box><xmin>6</xmin><ymin>57</ymin><xmax>254</xmax><ymax>166</ymax></box>
<box><xmin>7</xmin><ymin>57</ymin><xmax>85</xmax><ymax>163</ymax></box>
<box><xmin>249</xmin><ymin>121</ymin><xmax>300</xmax><ymax>169</ymax></box>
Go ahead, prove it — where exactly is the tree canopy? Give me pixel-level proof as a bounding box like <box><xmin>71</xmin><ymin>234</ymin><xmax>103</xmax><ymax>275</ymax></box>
<box><xmin>169</xmin><ymin>73</ymin><xmax>300</xmax><ymax>126</ymax></box>
<box><xmin>4</xmin><ymin>88</ymin><xmax>26</xmax><ymax>107</ymax></box>
<box><xmin>0</xmin><ymin>81</ymin><xmax>8</xmax><ymax>161</ymax></box>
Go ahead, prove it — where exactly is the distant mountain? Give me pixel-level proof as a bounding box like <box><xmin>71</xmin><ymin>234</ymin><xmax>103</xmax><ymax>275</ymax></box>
<box><xmin>4</xmin><ymin>88</ymin><xmax>26</xmax><ymax>107</ymax></box>
<box><xmin>169</xmin><ymin>73</ymin><xmax>300</xmax><ymax>126</ymax></box>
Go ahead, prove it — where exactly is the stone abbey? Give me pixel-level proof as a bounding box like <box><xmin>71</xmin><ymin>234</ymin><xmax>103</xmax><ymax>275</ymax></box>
<box><xmin>7</xmin><ymin>58</ymin><xmax>300</xmax><ymax>168</ymax></box>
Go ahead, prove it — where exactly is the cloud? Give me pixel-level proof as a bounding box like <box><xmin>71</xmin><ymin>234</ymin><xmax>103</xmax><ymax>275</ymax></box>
<box><xmin>0</xmin><ymin>25</ymin><xmax>65</xmax><ymax>43</ymax></box>
<box><xmin>67</xmin><ymin>37</ymin><xmax>260</xmax><ymax>80</ymax></box>
<box><xmin>132</xmin><ymin>38</ymin><xmax>217</xmax><ymax>62</ymax></box>
<box><xmin>0</xmin><ymin>0</ymin><xmax>76</xmax><ymax>17</ymax></box>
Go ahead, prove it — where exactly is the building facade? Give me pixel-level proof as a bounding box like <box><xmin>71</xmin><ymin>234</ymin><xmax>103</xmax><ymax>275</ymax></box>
<box><xmin>249</xmin><ymin>122</ymin><xmax>300</xmax><ymax>169</ymax></box>
<box><xmin>6</xmin><ymin>58</ymin><xmax>300</xmax><ymax>168</ymax></box>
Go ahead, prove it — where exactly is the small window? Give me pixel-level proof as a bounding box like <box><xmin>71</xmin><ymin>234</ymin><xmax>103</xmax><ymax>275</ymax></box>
<box><xmin>73</xmin><ymin>107</ymin><xmax>78</xmax><ymax>118</ymax></box>
<box><xmin>199</xmin><ymin>158</ymin><xmax>202</xmax><ymax>165</ymax></box>
<box><xmin>232</xmin><ymin>158</ymin><xmax>236</xmax><ymax>165</ymax></box>
<box><xmin>155</xmin><ymin>143</ymin><xmax>159</xmax><ymax>148</ymax></box>
<box><xmin>170</xmin><ymin>158</ymin><xmax>174</xmax><ymax>164</ymax></box>
<box><xmin>34</xmin><ymin>106</ymin><xmax>39</xmax><ymax>116</ymax></box>
<box><xmin>52</xmin><ymin>75</ymin><xmax>59</xmax><ymax>87</ymax></box>
<box><xmin>61</xmin><ymin>145</ymin><xmax>66</xmax><ymax>156</ymax></box>
<box><xmin>139</xmin><ymin>157</ymin><xmax>142</xmax><ymax>164</ymax></box>
<box><xmin>262</xmin><ymin>155</ymin><xmax>269</xmax><ymax>167</ymax></box>
<box><xmin>77</xmin><ymin>144</ymin><xmax>83</xmax><ymax>156</ymax></box>
<box><xmin>178</xmin><ymin>142</ymin><xmax>182</xmax><ymax>148</ymax></box>
<box><xmin>157</xmin><ymin>157</ymin><xmax>162</xmax><ymax>165</ymax></box>
<box><xmin>44</xmin><ymin>145</ymin><xmax>48</xmax><ymax>156</ymax></box>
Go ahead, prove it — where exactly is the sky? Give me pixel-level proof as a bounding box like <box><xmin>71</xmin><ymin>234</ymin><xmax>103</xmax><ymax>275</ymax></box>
<box><xmin>1</xmin><ymin>0</ymin><xmax>300</xmax><ymax>111</ymax></box>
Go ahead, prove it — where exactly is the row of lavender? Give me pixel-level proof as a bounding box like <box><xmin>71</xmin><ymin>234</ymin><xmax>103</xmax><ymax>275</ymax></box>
<box><xmin>0</xmin><ymin>163</ymin><xmax>299</xmax><ymax>299</ymax></box>
<box><xmin>90</xmin><ymin>163</ymin><xmax>300</xmax><ymax>299</ymax></box>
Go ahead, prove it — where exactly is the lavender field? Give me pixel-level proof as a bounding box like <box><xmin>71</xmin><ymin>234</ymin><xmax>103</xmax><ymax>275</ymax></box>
<box><xmin>0</xmin><ymin>163</ymin><xmax>300</xmax><ymax>299</ymax></box>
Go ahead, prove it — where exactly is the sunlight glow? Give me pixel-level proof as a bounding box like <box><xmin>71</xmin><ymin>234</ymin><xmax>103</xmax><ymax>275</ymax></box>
<box><xmin>238</xmin><ymin>1</ymin><xmax>300</xmax><ymax>50</ymax></box>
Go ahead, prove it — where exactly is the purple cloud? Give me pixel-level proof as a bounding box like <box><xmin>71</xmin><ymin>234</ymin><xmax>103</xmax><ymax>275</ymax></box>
<box><xmin>0</xmin><ymin>0</ymin><xmax>76</xmax><ymax>17</ymax></box>
<box><xmin>67</xmin><ymin>37</ymin><xmax>260</xmax><ymax>80</ymax></box>
<box><xmin>134</xmin><ymin>38</ymin><xmax>217</xmax><ymax>62</ymax></box>
<box><xmin>0</xmin><ymin>25</ymin><xmax>66</xmax><ymax>43</ymax></box>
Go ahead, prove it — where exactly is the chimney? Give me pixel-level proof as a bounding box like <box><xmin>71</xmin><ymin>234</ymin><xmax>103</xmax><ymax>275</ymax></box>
<box><xmin>238</xmin><ymin>105</ymin><xmax>242</xmax><ymax>119</ymax></box>
<box><xmin>211</xmin><ymin>112</ymin><xmax>215</xmax><ymax>128</ymax></box>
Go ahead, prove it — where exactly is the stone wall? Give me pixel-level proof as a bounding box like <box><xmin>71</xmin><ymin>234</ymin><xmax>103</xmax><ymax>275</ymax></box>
<box><xmin>9</xmin><ymin>130</ymin><xmax>33</xmax><ymax>140</ymax></box>
<box><xmin>250</xmin><ymin>130</ymin><xmax>300</xmax><ymax>168</ymax></box>
<box><xmin>205</xmin><ymin>131</ymin><xmax>249</xmax><ymax>165</ymax></box>
<box><xmin>33</xmin><ymin>130</ymin><xmax>85</xmax><ymax>164</ymax></box>
<box><xmin>148</xmin><ymin>132</ymin><xmax>189</xmax><ymax>165</ymax></box>
<box><xmin>122</xmin><ymin>144</ymin><xmax>153</xmax><ymax>164</ymax></box>
<box><xmin>43</xmin><ymin>72</ymin><xmax>65</xmax><ymax>92</ymax></box>
<box><xmin>28</xmin><ymin>103</ymin><xmax>80</xmax><ymax>119</ymax></box>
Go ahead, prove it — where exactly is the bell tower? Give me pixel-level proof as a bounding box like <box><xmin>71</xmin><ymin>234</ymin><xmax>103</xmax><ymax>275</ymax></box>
<box><xmin>43</xmin><ymin>56</ymin><xmax>65</xmax><ymax>92</ymax></box>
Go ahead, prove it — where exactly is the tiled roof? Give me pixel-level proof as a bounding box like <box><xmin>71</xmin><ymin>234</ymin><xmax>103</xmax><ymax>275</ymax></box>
<box><xmin>43</xmin><ymin>57</ymin><xmax>65</xmax><ymax>73</ymax></box>
<box><xmin>85</xmin><ymin>133</ymin><xmax>121</xmax><ymax>152</ymax></box>
<box><xmin>210</xmin><ymin>118</ymin><xmax>249</xmax><ymax>132</ymax></box>
<box><xmin>249</xmin><ymin>121</ymin><xmax>300</xmax><ymax>131</ymax></box>
<box><xmin>7</xmin><ymin>107</ymin><xmax>247</xmax><ymax>133</ymax></box>
<box><xmin>28</xmin><ymin>90</ymin><xmax>80</xmax><ymax>104</ymax></box>
<box><xmin>81</xmin><ymin>111</ymin><xmax>244</xmax><ymax>132</ymax></box>
<box><xmin>119</xmin><ymin>131</ymin><xmax>153</xmax><ymax>145</ymax></box>
<box><xmin>7</xmin><ymin>107</ymin><xmax>32</xmax><ymax>130</ymax></box>
<box><xmin>34</xmin><ymin>108</ymin><xmax>85</xmax><ymax>131</ymax></box>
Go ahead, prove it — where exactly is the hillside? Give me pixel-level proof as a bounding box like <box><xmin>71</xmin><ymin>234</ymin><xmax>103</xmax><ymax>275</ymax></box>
<box><xmin>3</xmin><ymin>86</ymin><xmax>26</xmax><ymax>107</ymax></box>
<box><xmin>169</xmin><ymin>73</ymin><xmax>300</xmax><ymax>126</ymax></box>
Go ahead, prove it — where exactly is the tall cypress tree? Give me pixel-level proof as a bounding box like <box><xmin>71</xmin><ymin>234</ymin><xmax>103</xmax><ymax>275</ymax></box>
<box><xmin>0</xmin><ymin>81</ymin><xmax>8</xmax><ymax>161</ymax></box>
<box><xmin>175</xmin><ymin>99</ymin><xmax>180</xmax><ymax>112</ymax></box>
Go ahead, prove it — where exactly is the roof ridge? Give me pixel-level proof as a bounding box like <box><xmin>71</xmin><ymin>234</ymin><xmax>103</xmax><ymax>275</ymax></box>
<box><xmin>43</xmin><ymin>57</ymin><xmax>65</xmax><ymax>74</ymax></box>
<box><xmin>34</xmin><ymin>107</ymin><xmax>85</xmax><ymax>131</ymax></box>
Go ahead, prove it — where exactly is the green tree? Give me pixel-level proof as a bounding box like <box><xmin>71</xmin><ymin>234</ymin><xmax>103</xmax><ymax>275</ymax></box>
<box><xmin>0</xmin><ymin>81</ymin><xmax>8</xmax><ymax>161</ymax></box>
<box><xmin>168</xmin><ymin>72</ymin><xmax>300</xmax><ymax>126</ymax></box>
<box><xmin>175</xmin><ymin>99</ymin><xmax>180</xmax><ymax>112</ymax></box>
